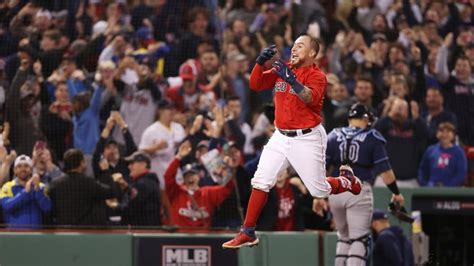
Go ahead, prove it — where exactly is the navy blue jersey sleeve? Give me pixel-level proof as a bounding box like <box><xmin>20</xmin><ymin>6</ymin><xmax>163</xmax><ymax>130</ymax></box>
<box><xmin>370</xmin><ymin>129</ymin><xmax>392</xmax><ymax>176</ymax></box>
<box><xmin>372</xmin><ymin>141</ymin><xmax>392</xmax><ymax>176</ymax></box>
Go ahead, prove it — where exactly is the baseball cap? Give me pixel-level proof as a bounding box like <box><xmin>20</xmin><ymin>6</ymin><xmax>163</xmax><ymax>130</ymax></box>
<box><xmin>372</xmin><ymin>209</ymin><xmax>388</xmax><ymax>221</ymax></box>
<box><xmin>197</xmin><ymin>140</ymin><xmax>210</xmax><ymax>149</ymax></box>
<box><xmin>92</xmin><ymin>21</ymin><xmax>108</xmax><ymax>37</ymax></box>
<box><xmin>226</xmin><ymin>51</ymin><xmax>247</xmax><ymax>62</ymax></box>
<box><xmin>179</xmin><ymin>64</ymin><xmax>195</xmax><ymax>80</ymax></box>
<box><xmin>158</xmin><ymin>99</ymin><xmax>175</xmax><ymax>109</ymax></box>
<box><xmin>348</xmin><ymin>103</ymin><xmax>370</xmax><ymax>119</ymax></box>
<box><xmin>20</xmin><ymin>79</ymin><xmax>35</xmax><ymax>99</ymax></box>
<box><xmin>182</xmin><ymin>164</ymin><xmax>199</xmax><ymax>177</ymax></box>
<box><xmin>36</xmin><ymin>9</ymin><xmax>52</xmax><ymax>20</ymax></box>
<box><xmin>14</xmin><ymin>155</ymin><xmax>33</xmax><ymax>168</ymax></box>
<box><xmin>52</xmin><ymin>10</ymin><xmax>67</xmax><ymax>20</ymax></box>
<box><xmin>136</xmin><ymin>27</ymin><xmax>153</xmax><ymax>41</ymax></box>
<box><xmin>125</xmin><ymin>151</ymin><xmax>151</xmax><ymax>167</ymax></box>
<box><xmin>372</xmin><ymin>33</ymin><xmax>387</xmax><ymax>42</ymax></box>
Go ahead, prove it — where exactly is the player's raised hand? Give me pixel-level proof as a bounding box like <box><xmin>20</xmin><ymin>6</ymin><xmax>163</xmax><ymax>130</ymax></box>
<box><xmin>272</xmin><ymin>60</ymin><xmax>296</xmax><ymax>85</ymax></box>
<box><xmin>256</xmin><ymin>44</ymin><xmax>277</xmax><ymax>65</ymax></box>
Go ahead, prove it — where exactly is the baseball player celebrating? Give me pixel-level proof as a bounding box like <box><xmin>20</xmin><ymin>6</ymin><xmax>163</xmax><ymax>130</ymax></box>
<box><xmin>314</xmin><ymin>103</ymin><xmax>405</xmax><ymax>265</ymax></box>
<box><xmin>222</xmin><ymin>35</ymin><xmax>361</xmax><ymax>249</ymax></box>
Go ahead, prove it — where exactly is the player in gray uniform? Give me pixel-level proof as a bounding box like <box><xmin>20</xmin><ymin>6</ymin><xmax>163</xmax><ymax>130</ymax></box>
<box><xmin>313</xmin><ymin>103</ymin><xmax>405</xmax><ymax>266</ymax></box>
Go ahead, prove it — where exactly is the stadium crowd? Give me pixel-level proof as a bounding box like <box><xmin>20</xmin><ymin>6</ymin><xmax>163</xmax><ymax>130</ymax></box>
<box><xmin>0</xmin><ymin>0</ymin><xmax>472</xmax><ymax>231</ymax></box>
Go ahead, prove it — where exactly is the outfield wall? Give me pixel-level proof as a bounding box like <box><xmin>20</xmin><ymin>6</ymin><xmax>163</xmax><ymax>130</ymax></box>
<box><xmin>0</xmin><ymin>187</ymin><xmax>472</xmax><ymax>266</ymax></box>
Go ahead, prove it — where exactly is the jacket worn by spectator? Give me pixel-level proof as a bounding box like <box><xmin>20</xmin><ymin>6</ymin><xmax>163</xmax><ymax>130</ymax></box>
<box><xmin>436</xmin><ymin>46</ymin><xmax>474</xmax><ymax>145</ymax></box>
<box><xmin>92</xmin><ymin>128</ymin><xmax>137</xmax><ymax>179</ymax></box>
<box><xmin>49</xmin><ymin>172</ymin><xmax>115</xmax><ymax>226</ymax></box>
<box><xmin>0</xmin><ymin>178</ymin><xmax>51</xmax><ymax>229</ymax></box>
<box><xmin>441</xmin><ymin>75</ymin><xmax>474</xmax><ymax>146</ymax></box>
<box><xmin>5</xmin><ymin>69</ymin><xmax>45</xmax><ymax>156</ymax></box>
<box><xmin>121</xmin><ymin>171</ymin><xmax>161</xmax><ymax>226</ymax></box>
<box><xmin>73</xmin><ymin>86</ymin><xmax>103</xmax><ymax>155</ymax></box>
<box><xmin>418</xmin><ymin>143</ymin><xmax>467</xmax><ymax>187</ymax></box>
<box><xmin>373</xmin><ymin>226</ymin><xmax>415</xmax><ymax>266</ymax></box>
<box><xmin>374</xmin><ymin>116</ymin><xmax>428</xmax><ymax>181</ymax></box>
<box><xmin>164</xmin><ymin>158</ymin><xmax>235</xmax><ymax>228</ymax></box>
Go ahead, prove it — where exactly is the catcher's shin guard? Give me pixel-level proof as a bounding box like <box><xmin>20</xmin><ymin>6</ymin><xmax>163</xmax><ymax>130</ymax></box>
<box><xmin>347</xmin><ymin>233</ymin><xmax>372</xmax><ymax>266</ymax></box>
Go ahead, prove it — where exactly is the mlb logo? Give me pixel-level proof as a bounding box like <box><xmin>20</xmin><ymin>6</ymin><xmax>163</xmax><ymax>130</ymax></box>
<box><xmin>162</xmin><ymin>245</ymin><xmax>211</xmax><ymax>266</ymax></box>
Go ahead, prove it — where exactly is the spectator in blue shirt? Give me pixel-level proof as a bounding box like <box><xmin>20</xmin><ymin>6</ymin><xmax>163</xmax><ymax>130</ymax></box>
<box><xmin>418</xmin><ymin>122</ymin><xmax>467</xmax><ymax>187</ymax></box>
<box><xmin>72</xmin><ymin>86</ymin><xmax>103</xmax><ymax>176</ymax></box>
<box><xmin>0</xmin><ymin>155</ymin><xmax>51</xmax><ymax>229</ymax></box>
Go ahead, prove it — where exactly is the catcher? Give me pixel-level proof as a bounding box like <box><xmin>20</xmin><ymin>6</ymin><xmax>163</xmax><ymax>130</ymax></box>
<box><xmin>313</xmin><ymin>103</ymin><xmax>405</xmax><ymax>266</ymax></box>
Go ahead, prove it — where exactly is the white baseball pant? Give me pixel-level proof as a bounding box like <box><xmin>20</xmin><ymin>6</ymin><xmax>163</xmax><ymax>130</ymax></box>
<box><xmin>251</xmin><ymin>124</ymin><xmax>332</xmax><ymax>198</ymax></box>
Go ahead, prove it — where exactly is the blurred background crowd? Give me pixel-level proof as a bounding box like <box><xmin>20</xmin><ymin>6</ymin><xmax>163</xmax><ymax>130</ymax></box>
<box><xmin>0</xmin><ymin>0</ymin><xmax>472</xmax><ymax>230</ymax></box>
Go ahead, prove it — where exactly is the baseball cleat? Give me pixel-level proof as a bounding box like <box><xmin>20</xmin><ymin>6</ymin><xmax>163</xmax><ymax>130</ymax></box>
<box><xmin>222</xmin><ymin>231</ymin><xmax>259</xmax><ymax>249</ymax></box>
<box><xmin>339</xmin><ymin>165</ymin><xmax>362</xmax><ymax>195</ymax></box>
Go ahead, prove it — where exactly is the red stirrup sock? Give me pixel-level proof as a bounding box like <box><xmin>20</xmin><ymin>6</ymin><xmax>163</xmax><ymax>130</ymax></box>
<box><xmin>243</xmin><ymin>189</ymin><xmax>268</xmax><ymax>228</ymax></box>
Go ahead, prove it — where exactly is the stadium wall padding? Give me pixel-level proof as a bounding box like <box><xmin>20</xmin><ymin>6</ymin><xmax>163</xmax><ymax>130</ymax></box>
<box><xmin>238</xmin><ymin>232</ymin><xmax>320</xmax><ymax>266</ymax></box>
<box><xmin>0</xmin><ymin>233</ymin><xmax>133</xmax><ymax>266</ymax></box>
<box><xmin>0</xmin><ymin>188</ymin><xmax>472</xmax><ymax>266</ymax></box>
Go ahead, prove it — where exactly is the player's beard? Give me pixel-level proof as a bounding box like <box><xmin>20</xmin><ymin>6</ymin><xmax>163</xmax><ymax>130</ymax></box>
<box><xmin>290</xmin><ymin>56</ymin><xmax>301</xmax><ymax>67</ymax></box>
<box><xmin>290</xmin><ymin>54</ymin><xmax>309</xmax><ymax>68</ymax></box>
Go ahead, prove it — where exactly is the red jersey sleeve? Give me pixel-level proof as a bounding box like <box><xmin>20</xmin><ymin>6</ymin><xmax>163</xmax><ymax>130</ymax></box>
<box><xmin>249</xmin><ymin>64</ymin><xmax>279</xmax><ymax>91</ymax></box>
<box><xmin>164</xmin><ymin>158</ymin><xmax>181</xmax><ymax>201</ymax></box>
<box><xmin>204</xmin><ymin>178</ymin><xmax>235</xmax><ymax>208</ymax></box>
<box><xmin>305</xmin><ymin>70</ymin><xmax>327</xmax><ymax>106</ymax></box>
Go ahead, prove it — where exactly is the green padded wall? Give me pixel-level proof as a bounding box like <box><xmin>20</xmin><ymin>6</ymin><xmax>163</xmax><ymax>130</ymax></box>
<box><xmin>0</xmin><ymin>233</ymin><xmax>132</xmax><ymax>266</ymax></box>
<box><xmin>322</xmin><ymin>232</ymin><xmax>337</xmax><ymax>266</ymax></box>
<box><xmin>238</xmin><ymin>232</ymin><xmax>319</xmax><ymax>266</ymax></box>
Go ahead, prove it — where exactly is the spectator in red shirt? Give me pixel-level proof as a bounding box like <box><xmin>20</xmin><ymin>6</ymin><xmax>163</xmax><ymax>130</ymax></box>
<box><xmin>257</xmin><ymin>167</ymin><xmax>306</xmax><ymax>231</ymax></box>
<box><xmin>272</xmin><ymin>168</ymin><xmax>305</xmax><ymax>231</ymax></box>
<box><xmin>166</xmin><ymin>63</ymin><xmax>200</xmax><ymax>113</ymax></box>
<box><xmin>164</xmin><ymin>141</ymin><xmax>236</xmax><ymax>229</ymax></box>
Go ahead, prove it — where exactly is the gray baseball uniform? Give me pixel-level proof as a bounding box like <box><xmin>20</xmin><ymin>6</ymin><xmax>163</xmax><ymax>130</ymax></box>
<box><xmin>326</xmin><ymin>126</ymin><xmax>391</xmax><ymax>266</ymax></box>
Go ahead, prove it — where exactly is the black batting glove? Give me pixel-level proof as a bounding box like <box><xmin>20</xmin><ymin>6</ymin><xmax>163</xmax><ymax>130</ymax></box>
<box><xmin>256</xmin><ymin>44</ymin><xmax>277</xmax><ymax>65</ymax></box>
<box><xmin>272</xmin><ymin>60</ymin><xmax>304</xmax><ymax>93</ymax></box>
<box><xmin>272</xmin><ymin>60</ymin><xmax>296</xmax><ymax>84</ymax></box>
